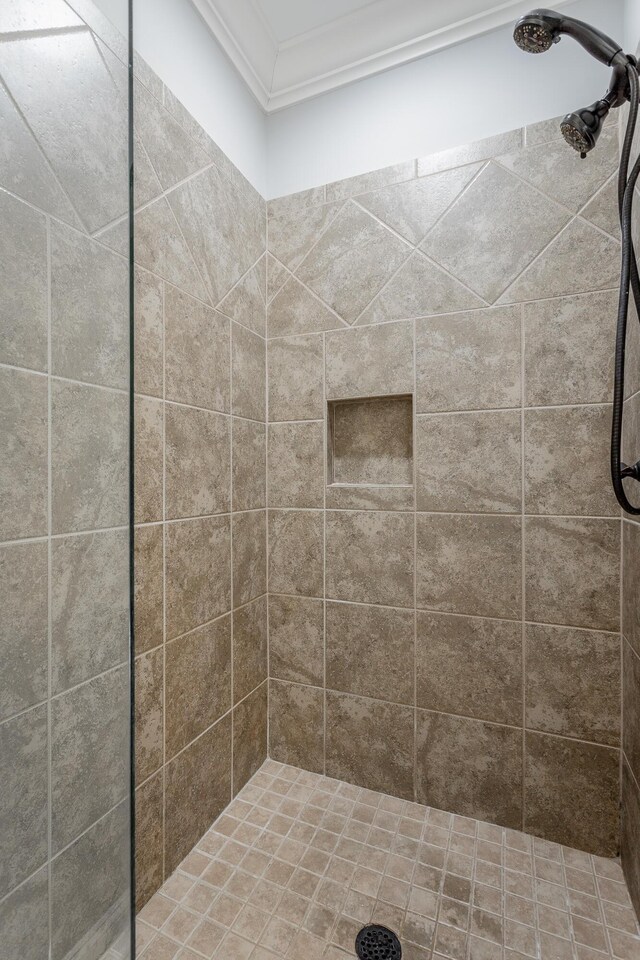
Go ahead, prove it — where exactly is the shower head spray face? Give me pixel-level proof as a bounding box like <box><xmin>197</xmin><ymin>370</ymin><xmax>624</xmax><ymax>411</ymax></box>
<box><xmin>560</xmin><ymin>99</ymin><xmax>611</xmax><ymax>157</ymax></box>
<box><xmin>513</xmin><ymin>15</ymin><xmax>557</xmax><ymax>54</ymax></box>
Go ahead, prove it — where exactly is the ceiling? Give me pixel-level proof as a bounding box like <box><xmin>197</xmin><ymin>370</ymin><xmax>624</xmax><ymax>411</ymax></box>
<box><xmin>189</xmin><ymin>0</ymin><xmax>573</xmax><ymax>113</ymax></box>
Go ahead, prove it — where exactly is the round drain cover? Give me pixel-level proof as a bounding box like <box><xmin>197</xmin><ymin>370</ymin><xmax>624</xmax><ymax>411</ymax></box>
<box><xmin>355</xmin><ymin>924</ymin><xmax>402</xmax><ymax>960</ymax></box>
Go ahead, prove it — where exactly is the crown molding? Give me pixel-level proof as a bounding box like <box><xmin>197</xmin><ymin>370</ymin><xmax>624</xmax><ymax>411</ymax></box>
<box><xmin>190</xmin><ymin>0</ymin><xmax>573</xmax><ymax>113</ymax></box>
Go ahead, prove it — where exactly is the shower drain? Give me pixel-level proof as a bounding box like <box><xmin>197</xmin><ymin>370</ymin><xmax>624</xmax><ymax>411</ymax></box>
<box><xmin>355</xmin><ymin>924</ymin><xmax>402</xmax><ymax>959</ymax></box>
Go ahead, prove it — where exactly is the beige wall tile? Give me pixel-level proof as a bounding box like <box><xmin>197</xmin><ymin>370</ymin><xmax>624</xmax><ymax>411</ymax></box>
<box><xmin>326</xmin><ymin>511</ymin><xmax>414</xmax><ymax>607</ymax></box>
<box><xmin>326</xmin><ymin>601</ymin><xmax>414</xmax><ymax>705</ymax></box>
<box><xmin>134</xmin><ymin>396</ymin><xmax>163</xmax><ymax>524</ymax></box>
<box><xmin>0</xmin><ymin>866</ymin><xmax>49</xmax><ymax>960</ymax></box>
<box><xmin>268</xmin><ymin>274</ymin><xmax>343</xmax><ymax>338</ymax></box>
<box><xmin>330</xmin><ymin>397</ymin><xmax>413</xmax><ymax>486</ymax></box>
<box><xmin>135</xmin><ymin>773</ymin><xmax>164</xmax><ymax>911</ymax></box>
<box><xmin>624</xmin><ymin>640</ymin><xmax>640</xmax><ymax>785</ymax></box>
<box><xmin>164</xmin><ymin>715</ymin><xmax>232</xmax><ymax>875</ymax></box>
<box><xmin>268</xmin><ymin>510</ymin><xmax>323</xmax><ymax>597</ymax></box>
<box><xmin>233</xmin><ymin>682</ymin><xmax>267</xmax><ymax>793</ymax></box>
<box><xmin>268</xmin><ymin>421</ymin><xmax>324</xmax><ymax>508</ymax></box>
<box><xmin>326</xmin><ymin>691</ymin><xmax>414</xmax><ymax>799</ymax></box>
<box><xmin>622</xmin><ymin>760</ymin><xmax>640</xmax><ymax>920</ymax></box>
<box><xmin>165</xmin><ymin>615</ymin><xmax>231</xmax><ymax>759</ymax></box>
<box><xmin>267</xmin><ymin>335</ymin><xmax>324</xmax><ymax>421</ymax></box>
<box><xmin>524</xmin><ymin>406</ymin><xmax>616</xmax><ymax>516</ymax></box>
<box><xmin>416</xmin><ymin>306</ymin><xmax>521</xmax><ymax>413</ymax></box>
<box><xmin>232</xmin><ymin>323</ymin><xmax>265</xmax><ymax>422</ymax></box>
<box><xmin>416</xmin><ymin>411</ymin><xmax>521</xmax><ymax>513</ymax></box>
<box><xmin>233</xmin><ymin>596</ymin><xmax>267</xmax><ymax>704</ymax></box>
<box><xmin>232</xmin><ymin>510</ymin><xmax>267</xmax><ymax>607</ymax></box>
<box><xmin>417</xmin><ymin>515</ymin><xmax>522</xmax><ymax>619</ymax></box>
<box><xmin>416</xmin><ymin>612</ymin><xmax>522</xmax><ymax>726</ymax></box>
<box><xmin>134</xmin><ymin>267</ymin><xmax>163</xmax><ymax>398</ymax></box>
<box><xmin>325</xmin><ymin>160</ymin><xmax>415</xmax><ymax>201</ymax></box>
<box><xmin>524</xmin><ymin>732</ymin><xmax>619</xmax><ymax>855</ymax></box>
<box><xmin>0</xmin><ymin>541</ymin><xmax>48</xmax><ymax>722</ymax></box>
<box><xmin>134</xmin><ymin>524</ymin><xmax>164</xmax><ymax>655</ymax></box>
<box><xmin>165</xmin><ymin>285</ymin><xmax>230</xmax><ymax>412</ymax></box>
<box><xmin>623</xmin><ymin>520</ymin><xmax>640</xmax><ymax>657</ymax></box>
<box><xmin>325</xmin><ymin>321</ymin><xmax>413</xmax><ymax>400</ymax></box>
<box><xmin>232</xmin><ymin>419</ymin><xmax>266</xmax><ymax>511</ymax></box>
<box><xmin>135</xmin><ymin>648</ymin><xmax>164</xmax><ymax>783</ymax></box>
<box><xmin>269</xmin><ymin>595</ymin><xmax>324</xmax><ymax>687</ymax></box>
<box><xmin>166</xmin><ymin>404</ymin><xmax>231</xmax><ymax>519</ymax></box>
<box><xmin>417</xmin><ymin>130</ymin><xmax>523</xmax><ymax>176</ymax></box>
<box><xmin>524</xmin><ymin>292</ymin><xmax>616</xmax><ymax>406</ymax></box>
<box><xmin>525</xmin><ymin>517</ymin><xmax>619</xmax><ymax>631</ymax></box>
<box><xmin>416</xmin><ymin>711</ymin><xmax>523</xmax><ymax>829</ymax></box>
<box><xmin>165</xmin><ymin>516</ymin><xmax>231</xmax><ymax>639</ymax></box>
<box><xmin>526</xmin><ymin>624</ymin><xmax>620</xmax><ymax>746</ymax></box>
<box><xmin>269</xmin><ymin>680</ymin><xmax>325</xmax><ymax>774</ymax></box>
<box><xmin>1</xmin><ymin>367</ymin><xmax>48</xmax><ymax>540</ymax></box>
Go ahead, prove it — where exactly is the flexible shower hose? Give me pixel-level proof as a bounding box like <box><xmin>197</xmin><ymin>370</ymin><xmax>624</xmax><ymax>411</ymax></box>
<box><xmin>611</xmin><ymin>61</ymin><xmax>640</xmax><ymax>514</ymax></box>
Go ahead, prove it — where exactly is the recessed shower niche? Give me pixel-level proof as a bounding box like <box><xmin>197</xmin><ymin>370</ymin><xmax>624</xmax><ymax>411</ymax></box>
<box><xmin>327</xmin><ymin>394</ymin><xmax>413</xmax><ymax>486</ymax></box>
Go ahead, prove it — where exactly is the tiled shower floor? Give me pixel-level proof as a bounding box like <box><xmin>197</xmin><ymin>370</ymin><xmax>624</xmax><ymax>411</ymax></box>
<box><xmin>134</xmin><ymin>760</ymin><xmax>640</xmax><ymax>960</ymax></box>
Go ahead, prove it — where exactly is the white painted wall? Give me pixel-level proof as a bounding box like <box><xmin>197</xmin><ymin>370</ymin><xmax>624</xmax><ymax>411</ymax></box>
<box><xmin>93</xmin><ymin>0</ymin><xmax>268</xmax><ymax>195</ymax></box>
<box><xmin>625</xmin><ymin>0</ymin><xmax>640</xmax><ymax>52</ymax></box>
<box><xmin>267</xmin><ymin>0</ymin><xmax>625</xmax><ymax>198</ymax></box>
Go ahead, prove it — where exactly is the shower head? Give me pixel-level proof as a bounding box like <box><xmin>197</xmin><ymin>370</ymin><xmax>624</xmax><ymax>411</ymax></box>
<box><xmin>513</xmin><ymin>9</ymin><xmax>626</xmax><ymax>67</ymax></box>
<box><xmin>560</xmin><ymin>97</ymin><xmax>612</xmax><ymax>157</ymax></box>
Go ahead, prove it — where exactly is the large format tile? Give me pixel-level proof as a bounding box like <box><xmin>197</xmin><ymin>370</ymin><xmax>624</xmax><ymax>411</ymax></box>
<box><xmin>134</xmin><ymin>396</ymin><xmax>163</xmax><ymax>525</ymax></box>
<box><xmin>416</xmin><ymin>306</ymin><xmax>521</xmax><ymax>413</ymax></box>
<box><xmin>268</xmin><ymin>421</ymin><xmax>324</xmax><ymax>508</ymax></box>
<box><xmin>0</xmin><ymin>190</ymin><xmax>47</xmax><ymax>371</ymax></box>
<box><xmin>218</xmin><ymin>258</ymin><xmax>266</xmax><ymax>337</ymax></box>
<box><xmin>326</xmin><ymin>511</ymin><xmax>414</xmax><ymax>607</ymax></box>
<box><xmin>624</xmin><ymin>640</ymin><xmax>640</xmax><ymax>785</ymax></box>
<box><xmin>325</xmin><ymin>321</ymin><xmax>413</xmax><ymax>400</ymax></box>
<box><xmin>135</xmin><ymin>772</ymin><xmax>164</xmax><ymax>911</ymax></box>
<box><xmin>166</xmin><ymin>405</ymin><xmax>231</xmax><ymax>519</ymax></box>
<box><xmin>51</xmin><ymin>380</ymin><xmax>128</xmax><ymax>534</ymax></box>
<box><xmin>416</xmin><ymin>711</ymin><xmax>523</xmax><ymax>829</ymax></box>
<box><xmin>268</xmin><ymin>274</ymin><xmax>344</xmax><ymax>338</ymax></box>
<box><xmin>326</xmin><ymin>601</ymin><xmax>414</xmax><ymax>705</ymax></box>
<box><xmin>417</xmin><ymin>129</ymin><xmax>523</xmax><ymax>176</ymax></box>
<box><xmin>0</xmin><ymin>704</ymin><xmax>48</xmax><ymax>899</ymax></box>
<box><xmin>233</xmin><ymin>596</ymin><xmax>268</xmax><ymax>703</ymax></box>
<box><xmin>296</xmin><ymin>202</ymin><xmax>410</xmax><ymax>324</ymax></box>
<box><xmin>233</xmin><ymin>682</ymin><xmax>267</xmax><ymax>793</ymax></box>
<box><xmin>164</xmin><ymin>714</ymin><xmax>232</xmax><ymax>874</ymax></box>
<box><xmin>416</xmin><ymin>612</ymin><xmax>522</xmax><ymax>726</ymax></box>
<box><xmin>232</xmin><ymin>511</ymin><xmax>267</xmax><ymax>607</ymax></box>
<box><xmin>357</xmin><ymin>163</ymin><xmax>482</xmax><ymax>245</ymax></box>
<box><xmin>326</xmin><ymin>691</ymin><xmax>414</xmax><ymax>799</ymax></box>
<box><xmin>358</xmin><ymin>250</ymin><xmax>484</xmax><ymax>324</ymax></box>
<box><xmin>0</xmin><ymin>866</ymin><xmax>48</xmax><ymax>960</ymax></box>
<box><xmin>51</xmin><ymin>222</ymin><xmax>128</xmax><ymax>389</ymax></box>
<box><xmin>0</xmin><ymin>367</ymin><xmax>47</xmax><ymax>541</ymax></box>
<box><xmin>134</xmin><ymin>268</ymin><xmax>163</xmax><ymax>398</ymax></box>
<box><xmin>624</xmin><ymin>520</ymin><xmax>640</xmax><ymax>657</ymax></box>
<box><xmin>268</xmin><ymin>334</ymin><xmax>324</xmax><ymax>421</ymax></box>
<box><xmin>165</xmin><ymin>615</ymin><xmax>231</xmax><ymax>759</ymax></box>
<box><xmin>269</xmin><ymin>595</ymin><xmax>324</xmax><ymax>687</ymax></box>
<box><xmin>135</xmin><ymin>647</ymin><xmax>163</xmax><ymax>783</ymax></box>
<box><xmin>525</xmin><ymin>517</ymin><xmax>619</xmax><ymax>631</ymax></box>
<box><xmin>51</xmin><ymin>529</ymin><xmax>129</xmax><ymax>694</ymax></box>
<box><xmin>267</xmin><ymin>195</ymin><xmax>341</xmax><ymax>272</ymax></box>
<box><xmin>524</xmin><ymin>291</ymin><xmax>616</xmax><ymax>406</ymax></box>
<box><xmin>165</xmin><ymin>516</ymin><xmax>231</xmax><ymax>639</ymax></box>
<box><xmin>0</xmin><ymin>29</ymin><xmax>128</xmax><ymax>232</ymax></box>
<box><xmin>416</xmin><ymin>514</ymin><xmax>522</xmax><ymax>619</ymax></box>
<box><xmin>524</xmin><ymin>406</ymin><xmax>616</xmax><ymax>516</ymax></box>
<box><xmin>526</xmin><ymin>624</ymin><xmax>620</xmax><ymax>746</ymax></box>
<box><xmin>0</xmin><ymin>541</ymin><xmax>48</xmax><ymax>722</ymax></box>
<box><xmin>268</xmin><ymin>510</ymin><xmax>324</xmax><ymax>597</ymax></box>
<box><xmin>232</xmin><ymin>419</ymin><xmax>266</xmax><ymax>511</ymax></box>
<box><xmin>326</xmin><ymin>160</ymin><xmax>415</xmax><ymax>201</ymax></box>
<box><xmin>524</xmin><ymin>732</ymin><xmax>619</xmax><ymax>855</ymax></box>
<box><xmin>622</xmin><ymin>760</ymin><xmax>640</xmax><ymax>921</ymax></box>
<box><xmin>51</xmin><ymin>666</ymin><xmax>128</xmax><ymax>852</ymax></box>
<box><xmin>421</xmin><ymin>161</ymin><xmax>570</xmax><ymax>303</ymax></box>
<box><xmin>50</xmin><ymin>802</ymin><xmax>130</xmax><ymax>960</ymax></box>
<box><xmin>232</xmin><ymin>323</ymin><xmax>266</xmax><ymax>422</ymax></box>
<box><xmin>134</xmin><ymin>523</ymin><xmax>164</xmax><ymax>655</ymax></box>
<box><xmin>269</xmin><ymin>680</ymin><xmax>325</xmax><ymax>774</ymax></box>
<box><xmin>416</xmin><ymin>411</ymin><xmax>521</xmax><ymax>513</ymax></box>
<box><xmin>165</xmin><ymin>285</ymin><xmax>230</xmax><ymax>412</ymax></box>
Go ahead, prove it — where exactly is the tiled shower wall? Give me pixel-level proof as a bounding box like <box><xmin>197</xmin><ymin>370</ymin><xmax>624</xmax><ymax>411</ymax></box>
<box><xmin>126</xmin><ymin>63</ymin><xmax>268</xmax><ymax>908</ymax></box>
<box><xmin>266</xmin><ymin>121</ymin><xmax>627</xmax><ymax>858</ymax></box>
<box><xmin>0</xmin><ymin>3</ymin><xmax>133</xmax><ymax>958</ymax></box>
<box><xmin>621</xmin><ymin>65</ymin><xmax>640</xmax><ymax>917</ymax></box>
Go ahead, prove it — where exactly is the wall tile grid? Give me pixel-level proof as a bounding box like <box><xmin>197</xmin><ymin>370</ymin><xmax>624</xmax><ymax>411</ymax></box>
<box><xmin>621</xmin><ymin>78</ymin><xmax>640</xmax><ymax>919</ymax></box>
<box><xmin>266</xmin><ymin>120</ymin><xmax>625</xmax><ymax>860</ymax></box>
<box><xmin>128</xmin><ymin>57</ymin><xmax>268</xmax><ymax>912</ymax></box>
<box><xmin>0</xmin><ymin>2</ymin><xmax>134</xmax><ymax>958</ymax></box>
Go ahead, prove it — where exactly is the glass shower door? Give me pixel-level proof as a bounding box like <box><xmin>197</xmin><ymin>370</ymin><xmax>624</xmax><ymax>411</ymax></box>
<box><xmin>0</xmin><ymin>1</ymin><xmax>134</xmax><ymax>958</ymax></box>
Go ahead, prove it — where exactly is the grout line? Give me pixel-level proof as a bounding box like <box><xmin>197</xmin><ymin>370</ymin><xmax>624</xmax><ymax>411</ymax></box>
<box><xmin>521</xmin><ymin>300</ymin><xmax>527</xmax><ymax>833</ymax></box>
<box><xmin>412</xmin><ymin>317</ymin><xmax>418</xmax><ymax>804</ymax></box>
<box><xmin>322</xmin><ymin>331</ymin><xmax>327</xmax><ymax>777</ymax></box>
<box><xmin>229</xmin><ymin>313</ymin><xmax>235</xmax><ymax>802</ymax></box>
<box><xmin>45</xmin><ymin>211</ymin><xmax>53</xmax><ymax>949</ymax></box>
